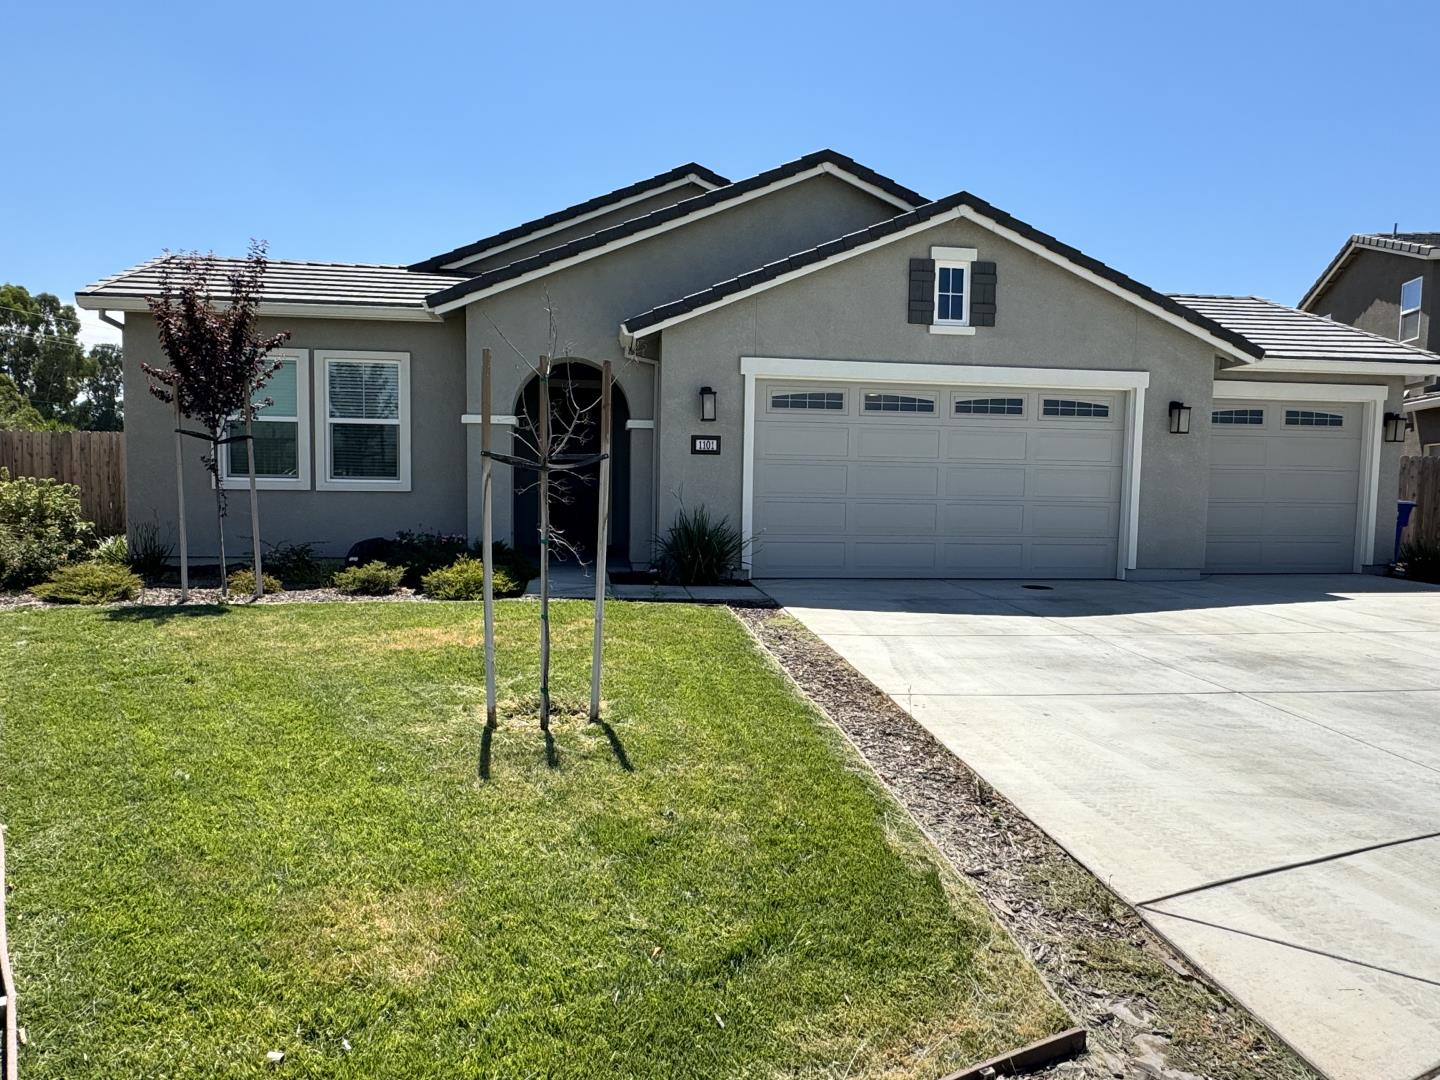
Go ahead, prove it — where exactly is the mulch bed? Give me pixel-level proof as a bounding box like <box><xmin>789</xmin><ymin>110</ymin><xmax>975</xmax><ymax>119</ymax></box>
<box><xmin>733</xmin><ymin>606</ymin><xmax>1318</xmax><ymax>1080</ymax></box>
<box><xmin>0</xmin><ymin>586</ymin><xmax>431</xmax><ymax>610</ymax></box>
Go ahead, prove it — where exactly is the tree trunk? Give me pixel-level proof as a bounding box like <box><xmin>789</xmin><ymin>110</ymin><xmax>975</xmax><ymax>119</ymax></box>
<box><xmin>173</xmin><ymin>396</ymin><xmax>189</xmax><ymax>602</ymax></box>
<box><xmin>537</xmin><ymin>355</ymin><xmax>551</xmax><ymax>734</ymax></box>
<box><xmin>245</xmin><ymin>405</ymin><xmax>263</xmax><ymax>598</ymax></box>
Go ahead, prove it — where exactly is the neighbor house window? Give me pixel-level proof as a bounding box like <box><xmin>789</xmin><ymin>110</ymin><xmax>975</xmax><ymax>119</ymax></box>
<box><xmin>1285</xmin><ymin>409</ymin><xmax>1343</xmax><ymax>428</ymax></box>
<box><xmin>954</xmin><ymin>396</ymin><xmax>1023</xmax><ymax>416</ymax></box>
<box><xmin>935</xmin><ymin>263</ymin><xmax>969</xmax><ymax>324</ymax></box>
<box><xmin>220</xmin><ymin>349</ymin><xmax>310</xmax><ymax>489</ymax></box>
<box><xmin>1400</xmin><ymin>277</ymin><xmax>1423</xmax><ymax>342</ymax></box>
<box><xmin>316</xmin><ymin>351</ymin><xmax>411</xmax><ymax>490</ymax></box>
<box><xmin>863</xmin><ymin>391</ymin><xmax>935</xmax><ymax>414</ymax></box>
<box><xmin>1211</xmin><ymin>408</ymin><xmax>1264</xmax><ymax>425</ymax></box>
<box><xmin>769</xmin><ymin>390</ymin><xmax>845</xmax><ymax>411</ymax></box>
<box><xmin>1042</xmin><ymin>398</ymin><xmax>1110</xmax><ymax>418</ymax></box>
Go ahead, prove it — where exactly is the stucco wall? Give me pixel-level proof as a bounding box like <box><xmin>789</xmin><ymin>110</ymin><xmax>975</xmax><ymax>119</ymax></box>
<box><xmin>461</xmin><ymin>172</ymin><xmax>904</xmax><ymax>558</ymax></box>
<box><xmin>654</xmin><ymin>219</ymin><xmax>1406</xmax><ymax>575</ymax></box>
<box><xmin>1308</xmin><ymin>249</ymin><xmax>1438</xmax><ymax>351</ymax></box>
<box><xmin>123</xmin><ymin>312</ymin><xmax>467</xmax><ymax>560</ymax></box>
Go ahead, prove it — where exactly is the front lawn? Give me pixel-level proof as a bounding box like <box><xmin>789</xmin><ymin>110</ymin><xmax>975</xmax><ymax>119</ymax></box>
<box><xmin>0</xmin><ymin>601</ymin><xmax>1065</xmax><ymax>1078</ymax></box>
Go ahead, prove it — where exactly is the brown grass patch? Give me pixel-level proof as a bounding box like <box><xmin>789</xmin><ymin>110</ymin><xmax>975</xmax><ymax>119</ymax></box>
<box><xmin>289</xmin><ymin>886</ymin><xmax>457</xmax><ymax>986</ymax></box>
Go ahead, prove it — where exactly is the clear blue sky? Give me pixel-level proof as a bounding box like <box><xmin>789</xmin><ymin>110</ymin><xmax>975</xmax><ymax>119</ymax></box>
<box><xmin>5</xmin><ymin>0</ymin><xmax>1437</xmax><ymax>346</ymax></box>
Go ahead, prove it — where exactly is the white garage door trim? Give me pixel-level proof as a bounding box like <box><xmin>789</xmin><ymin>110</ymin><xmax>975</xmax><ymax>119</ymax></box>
<box><xmin>740</xmin><ymin>357</ymin><xmax>1150</xmax><ymax>578</ymax></box>
<box><xmin>1212</xmin><ymin>380</ymin><xmax>1387</xmax><ymax>572</ymax></box>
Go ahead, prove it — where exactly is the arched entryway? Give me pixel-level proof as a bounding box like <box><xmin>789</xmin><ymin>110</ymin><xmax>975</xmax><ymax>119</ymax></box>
<box><xmin>513</xmin><ymin>361</ymin><xmax>631</xmax><ymax>563</ymax></box>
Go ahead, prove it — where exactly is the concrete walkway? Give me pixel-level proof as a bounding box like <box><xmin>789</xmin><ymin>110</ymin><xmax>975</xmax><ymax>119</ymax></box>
<box><xmin>758</xmin><ymin>575</ymin><xmax>1440</xmax><ymax>1080</ymax></box>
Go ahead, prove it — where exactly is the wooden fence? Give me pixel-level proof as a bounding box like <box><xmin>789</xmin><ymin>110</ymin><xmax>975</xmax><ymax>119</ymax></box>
<box><xmin>0</xmin><ymin>430</ymin><xmax>126</xmax><ymax>536</ymax></box>
<box><xmin>1399</xmin><ymin>454</ymin><xmax>1440</xmax><ymax>548</ymax></box>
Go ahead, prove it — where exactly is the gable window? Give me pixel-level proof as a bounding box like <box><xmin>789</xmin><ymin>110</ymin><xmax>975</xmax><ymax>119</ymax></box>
<box><xmin>954</xmin><ymin>396</ymin><xmax>1023</xmax><ymax>416</ymax></box>
<box><xmin>935</xmin><ymin>264</ymin><xmax>968</xmax><ymax>324</ymax></box>
<box><xmin>1400</xmin><ymin>277</ymin><xmax>1423</xmax><ymax>342</ymax></box>
<box><xmin>863</xmin><ymin>391</ymin><xmax>935</xmax><ymax>414</ymax></box>
<box><xmin>317</xmin><ymin>351</ymin><xmax>411</xmax><ymax>490</ymax></box>
<box><xmin>1285</xmin><ymin>409</ymin><xmax>1343</xmax><ymax>428</ymax></box>
<box><xmin>769</xmin><ymin>390</ymin><xmax>845</xmax><ymax>411</ymax></box>
<box><xmin>1042</xmin><ymin>398</ymin><xmax>1110</xmax><ymax>419</ymax></box>
<box><xmin>1211</xmin><ymin>408</ymin><xmax>1264</xmax><ymax>425</ymax></box>
<box><xmin>220</xmin><ymin>350</ymin><xmax>310</xmax><ymax>490</ymax></box>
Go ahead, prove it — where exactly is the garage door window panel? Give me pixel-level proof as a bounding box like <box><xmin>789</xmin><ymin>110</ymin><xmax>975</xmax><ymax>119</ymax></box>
<box><xmin>862</xmin><ymin>391</ymin><xmax>936</xmax><ymax>414</ymax></box>
<box><xmin>1042</xmin><ymin>398</ymin><xmax>1111</xmax><ymax>419</ymax></box>
<box><xmin>1285</xmin><ymin>409</ymin><xmax>1344</xmax><ymax>428</ymax></box>
<box><xmin>1212</xmin><ymin>408</ymin><xmax>1264</xmax><ymax>425</ymax></box>
<box><xmin>954</xmin><ymin>396</ymin><xmax>1024</xmax><ymax>417</ymax></box>
<box><xmin>768</xmin><ymin>389</ymin><xmax>846</xmax><ymax>413</ymax></box>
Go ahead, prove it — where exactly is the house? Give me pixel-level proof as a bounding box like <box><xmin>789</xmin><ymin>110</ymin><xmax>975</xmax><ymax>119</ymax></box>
<box><xmin>1299</xmin><ymin>231</ymin><xmax>1440</xmax><ymax>455</ymax></box>
<box><xmin>76</xmin><ymin>151</ymin><xmax>1440</xmax><ymax>579</ymax></box>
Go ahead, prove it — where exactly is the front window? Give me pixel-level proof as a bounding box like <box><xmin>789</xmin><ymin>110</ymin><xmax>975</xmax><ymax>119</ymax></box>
<box><xmin>319</xmin><ymin>351</ymin><xmax>411</xmax><ymax>489</ymax></box>
<box><xmin>935</xmin><ymin>263</ymin><xmax>969</xmax><ymax>324</ymax></box>
<box><xmin>1400</xmin><ymin>277</ymin><xmax>1423</xmax><ymax>342</ymax></box>
<box><xmin>220</xmin><ymin>350</ymin><xmax>309</xmax><ymax>489</ymax></box>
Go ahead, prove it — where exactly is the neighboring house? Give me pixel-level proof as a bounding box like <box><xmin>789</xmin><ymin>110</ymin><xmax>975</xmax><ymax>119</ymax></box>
<box><xmin>1299</xmin><ymin>231</ymin><xmax>1440</xmax><ymax>455</ymax></box>
<box><xmin>76</xmin><ymin>151</ymin><xmax>1440</xmax><ymax>579</ymax></box>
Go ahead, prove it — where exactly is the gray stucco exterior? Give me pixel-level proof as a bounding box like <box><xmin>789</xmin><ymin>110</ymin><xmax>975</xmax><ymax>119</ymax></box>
<box><xmin>1306</xmin><ymin>247</ymin><xmax>1438</xmax><ymax>351</ymax></box>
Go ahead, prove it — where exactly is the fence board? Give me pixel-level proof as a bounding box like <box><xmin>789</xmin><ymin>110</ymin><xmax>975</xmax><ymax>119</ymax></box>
<box><xmin>1399</xmin><ymin>455</ymin><xmax>1440</xmax><ymax>549</ymax></box>
<box><xmin>0</xmin><ymin>430</ymin><xmax>126</xmax><ymax>535</ymax></box>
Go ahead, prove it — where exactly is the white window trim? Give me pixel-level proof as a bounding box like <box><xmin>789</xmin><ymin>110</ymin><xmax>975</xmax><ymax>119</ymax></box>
<box><xmin>741</xmin><ymin>357</ymin><xmax>1149</xmax><ymax>580</ymax></box>
<box><xmin>931</xmin><ymin>245</ymin><xmax>976</xmax><ymax>329</ymax></box>
<box><xmin>315</xmin><ymin>350</ymin><xmax>412</xmax><ymax>492</ymax></box>
<box><xmin>1212</xmin><ymin>380</ymin><xmax>1387</xmax><ymax>572</ymax></box>
<box><xmin>218</xmin><ymin>349</ymin><xmax>311</xmax><ymax>491</ymax></box>
<box><xmin>1400</xmin><ymin>276</ymin><xmax>1423</xmax><ymax>342</ymax></box>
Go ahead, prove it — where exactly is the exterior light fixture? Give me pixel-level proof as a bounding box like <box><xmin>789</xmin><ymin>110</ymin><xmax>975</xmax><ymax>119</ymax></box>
<box><xmin>1383</xmin><ymin>411</ymin><xmax>1411</xmax><ymax>443</ymax></box>
<box><xmin>1168</xmin><ymin>400</ymin><xmax>1192</xmax><ymax>435</ymax></box>
<box><xmin>699</xmin><ymin>386</ymin><xmax>717</xmax><ymax>422</ymax></box>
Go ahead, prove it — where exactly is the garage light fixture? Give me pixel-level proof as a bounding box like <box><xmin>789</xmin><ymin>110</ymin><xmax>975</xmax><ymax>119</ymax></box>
<box><xmin>1168</xmin><ymin>400</ymin><xmax>1192</xmax><ymax>435</ymax></box>
<box><xmin>699</xmin><ymin>386</ymin><xmax>718</xmax><ymax>422</ymax></box>
<box><xmin>1384</xmin><ymin>411</ymin><xmax>1411</xmax><ymax>443</ymax></box>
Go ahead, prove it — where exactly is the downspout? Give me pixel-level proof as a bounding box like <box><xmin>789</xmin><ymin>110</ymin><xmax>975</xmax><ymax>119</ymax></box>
<box><xmin>98</xmin><ymin>310</ymin><xmax>124</xmax><ymax>331</ymax></box>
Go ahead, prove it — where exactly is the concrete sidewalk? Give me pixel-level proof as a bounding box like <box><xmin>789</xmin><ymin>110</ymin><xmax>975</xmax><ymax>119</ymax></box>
<box><xmin>759</xmin><ymin>575</ymin><xmax>1440</xmax><ymax>1080</ymax></box>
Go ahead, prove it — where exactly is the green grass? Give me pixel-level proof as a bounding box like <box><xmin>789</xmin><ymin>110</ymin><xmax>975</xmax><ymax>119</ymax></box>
<box><xmin>0</xmin><ymin>601</ymin><xmax>1065</xmax><ymax>1079</ymax></box>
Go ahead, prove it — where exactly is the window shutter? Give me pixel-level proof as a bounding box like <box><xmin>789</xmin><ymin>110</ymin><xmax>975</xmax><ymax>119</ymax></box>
<box><xmin>907</xmin><ymin>258</ymin><xmax>935</xmax><ymax>324</ymax></box>
<box><xmin>971</xmin><ymin>261</ymin><xmax>997</xmax><ymax>326</ymax></box>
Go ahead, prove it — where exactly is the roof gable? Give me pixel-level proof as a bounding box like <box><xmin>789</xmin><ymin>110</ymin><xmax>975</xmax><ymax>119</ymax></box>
<box><xmin>1299</xmin><ymin>232</ymin><xmax>1440</xmax><ymax>311</ymax></box>
<box><xmin>422</xmin><ymin>150</ymin><xmax>928</xmax><ymax>314</ymax></box>
<box><xmin>410</xmin><ymin>162</ymin><xmax>729</xmax><ymax>273</ymax></box>
<box><xmin>619</xmin><ymin>191</ymin><xmax>1262</xmax><ymax>361</ymax></box>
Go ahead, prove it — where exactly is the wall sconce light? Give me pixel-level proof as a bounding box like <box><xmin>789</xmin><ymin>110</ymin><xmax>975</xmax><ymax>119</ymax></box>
<box><xmin>1383</xmin><ymin>411</ymin><xmax>1411</xmax><ymax>443</ymax></box>
<box><xmin>699</xmin><ymin>386</ymin><xmax>717</xmax><ymax>422</ymax></box>
<box><xmin>1168</xmin><ymin>400</ymin><xmax>1192</xmax><ymax>435</ymax></box>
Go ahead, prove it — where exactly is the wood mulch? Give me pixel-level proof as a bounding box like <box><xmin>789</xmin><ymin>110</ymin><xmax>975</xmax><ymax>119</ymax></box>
<box><xmin>733</xmin><ymin>605</ymin><xmax>1318</xmax><ymax>1080</ymax></box>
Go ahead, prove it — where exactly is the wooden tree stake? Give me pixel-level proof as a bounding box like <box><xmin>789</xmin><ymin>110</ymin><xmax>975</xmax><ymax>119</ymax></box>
<box><xmin>245</xmin><ymin>404</ymin><xmax>263</xmax><ymax>598</ymax></box>
<box><xmin>480</xmin><ymin>349</ymin><xmax>497</xmax><ymax>734</ymax></box>
<box><xmin>590</xmin><ymin>361</ymin><xmax>612</xmax><ymax>722</ymax></box>
<box><xmin>173</xmin><ymin>395</ymin><xmax>189</xmax><ymax>601</ymax></box>
<box><xmin>537</xmin><ymin>354</ymin><xmax>552</xmax><ymax>733</ymax></box>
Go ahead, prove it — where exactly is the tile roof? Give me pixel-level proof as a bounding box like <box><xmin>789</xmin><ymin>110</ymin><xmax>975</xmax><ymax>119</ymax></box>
<box><xmin>408</xmin><ymin>162</ymin><xmax>731</xmax><ymax>272</ymax></box>
<box><xmin>422</xmin><ymin>150</ymin><xmax>930</xmax><ymax>311</ymax></box>
<box><xmin>1171</xmin><ymin>295</ymin><xmax>1440</xmax><ymax>365</ymax></box>
<box><xmin>77</xmin><ymin>257</ymin><xmax>464</xmax><ymax>311</ymax></box>
<box><xmin>620</xmin><ymin>191</ymin><xmax>1262</xmax><ymax>358</ymax></box>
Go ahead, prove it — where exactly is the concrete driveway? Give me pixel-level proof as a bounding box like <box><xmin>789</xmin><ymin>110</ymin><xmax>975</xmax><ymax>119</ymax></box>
<box><xmin>758</xmin><ymin>575</ymin><xmax>1440</xmax><ymax>1080</ymax></box>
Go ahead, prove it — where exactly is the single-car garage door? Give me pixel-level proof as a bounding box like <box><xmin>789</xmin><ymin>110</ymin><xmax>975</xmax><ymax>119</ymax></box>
<box><xmin>752</xmin><ymin>380</ymin><xmax>1125</xmax><ymax>578</ymax></box>
<box><xmin>1206</xmin><ymin>399</ymin><xmax>1362</xmax><ymax>572</ymax></box>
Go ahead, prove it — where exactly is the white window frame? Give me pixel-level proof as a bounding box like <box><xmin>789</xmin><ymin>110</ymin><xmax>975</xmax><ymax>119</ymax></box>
<box><xmin>1400</xmin><ymin>276</ymin><xmax>1423</xmax><ymax>342</ymax></box>
<box><xmin>861</xmin><ymin>389</ymin><xmax>937</xmax><ymax>415</ymax></box>
<box><xmin>930</xmin><ymin>245</ymin><xmax>977</xmax><ymax>335</ymax></box>
<box><xmin>315</xmin><ymin>350</ymin><xmax>412</xmax><ymax>491</ymax></box>
<box><xmin>218</xmin><ymin>348</ymin><xmax>310</xmax><ymax>491</ymax></box>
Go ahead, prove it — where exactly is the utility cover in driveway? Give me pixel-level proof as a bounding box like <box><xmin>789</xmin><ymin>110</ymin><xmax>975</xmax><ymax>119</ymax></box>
<box><xmin>752</xmin><ymin>380</ymin><xmax>1124</xmax><ymax>578</ymax></box>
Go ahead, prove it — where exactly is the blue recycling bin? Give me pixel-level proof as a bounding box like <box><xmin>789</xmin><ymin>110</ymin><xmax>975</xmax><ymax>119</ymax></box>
<box><xmin>1396</xmin><ymin>499</ymin><xmax>1419</xmax><ymax>563</ymax></box>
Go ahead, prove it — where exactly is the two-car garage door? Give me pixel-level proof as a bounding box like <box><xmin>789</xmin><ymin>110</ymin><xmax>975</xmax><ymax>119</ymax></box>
<box><xmin>752</xmin><ymin>380</ymin><xmax>1126</xmax><ymax>578</ymax></box>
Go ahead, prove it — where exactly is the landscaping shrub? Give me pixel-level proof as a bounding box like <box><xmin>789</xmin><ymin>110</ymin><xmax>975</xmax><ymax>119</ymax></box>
<box><xmin>655</xmin><ymin>505</ymin><xmax>745</xmax><ymax>585</ymax></box>
<box><xmin>421</xmin><ymin>555</ymin><xmax>524</xmax><ymax>600</ymax></box>
<box><xmin>30</xmin><ymin>560</ymin><xmax>142</xmax><ymax>604</ymax></box>
<box><xmin>265</xmin><ymin>541</ymin><xmax>332</xmax><ymax>586</ymax></box>
<box><xmin>128</xmin><ymin>519</ymin><xmax>174</xmax><ymax>581</ymax></box>
<box><xmin>93</xmin><ymin>534</ymin><xmax>129</xmax><ymax>565</ymax></box>
<box><xmin>0</xmin><ymin>467</ymin><xmax>96</xmax><ymax>589</ymax></box>
<box><xmin>1399</xmin><ymin>538</ymin><xmax>1440</xmax><ymax>584</ymax></box>
<box><xmin>332</xmin><ymin>560</ymin><xmax>405</xmax><ymax>595</ymax></box>
<box><xmin>226</xmin><ymin>568</ymin><xmax>284</xmax><ymax>595</ymax></box>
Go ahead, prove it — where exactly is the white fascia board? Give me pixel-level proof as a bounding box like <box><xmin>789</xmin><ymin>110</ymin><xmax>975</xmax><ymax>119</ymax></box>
<box><xmin>740</xmin><ymin>356</ymin><xmax>1151</xmax><ymax>390</ymax></box>
<box><xmin>429</xmin><ymin>164</ymin><xmax>921</xmax><ymax>316</ymax></box>
<box><xmin>622</xmin><ymin>204</ymin><xmax>1258</xmax><ymax>366</ymax></box>
<box><xmin>439</xmin><ymin>173</ymin><xmax>723</xmax><ymax>271</ymax></box>
<box><xmin>1242</xmin><ymin>358</ymin><xmax>1440</xmax><ymax>376</ymax></box>
<box><xmin>1212</xmin><ymin>380</ymin><xmax>1389</xmax><ymax>403</ymax></box>
<box><xmin>1403</xmin><ymin>395</ymin><xmax>1440</xmax><ymax>413</ymax></box>
<box><xmin>75</xmin><ymin>294</ymin><xmax>442</xmax><ymax>323</ymax></box>
<box><xmin>816</xmin><ymin>161</ymin><xmax>917</xmax><ymax>210</ymax></box>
